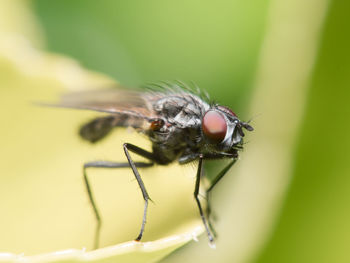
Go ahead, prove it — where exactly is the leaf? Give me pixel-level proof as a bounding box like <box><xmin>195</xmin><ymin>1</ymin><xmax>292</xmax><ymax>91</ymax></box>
<box><xmin>0</xmin><ymin>1</ymin><xmax>203</xmax><ymax>262</ymax></box>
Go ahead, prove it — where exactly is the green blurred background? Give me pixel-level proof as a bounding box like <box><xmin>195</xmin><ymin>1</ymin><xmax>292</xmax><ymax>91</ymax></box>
<box><xmin>33</xmin><ymin>0</ymin><xmax>269</xmax><ymax>115</ymax></box>
<box><xmin>22</xmin><ymin>0</ymin><xmax>350</xmax><ymax>262</ymax></box>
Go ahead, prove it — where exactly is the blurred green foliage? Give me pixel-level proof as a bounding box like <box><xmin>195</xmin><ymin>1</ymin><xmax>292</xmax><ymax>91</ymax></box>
<box><xmin>33</xmin><ymin>0</ymin><xmax>269</xmax><ymax>115</ymax></box>
<box><xmin>255</xmin><ymin>0</ymin><xmax>350</xmax><ymax>262</ymax></box>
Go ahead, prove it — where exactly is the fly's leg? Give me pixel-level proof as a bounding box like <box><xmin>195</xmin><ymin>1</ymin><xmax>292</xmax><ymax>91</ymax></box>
<box><xmin>205</xmin><ymin>191</ymin><xmax>217</xmax><ymax>238</ymax></box>
<box><xmin>205</xmin><ymin>159</ymin><xmax>237</xmax><ymax>239</ymax></box>
<box><xmin>83</xmin><ymin>160</ymin><xmax>154</xmax><ymax>249</ymax></box>
<box><xmin>122</xmin><ymin>143</ymin><xmax>157</xmax><ymax>241</ymax></box>
<box><xmin>194</xmin><ymin>155</ymin><xmax>214</xmax><ymax>244</ymax></box>
<box><xmin>206</xmin><ymin>159</ymin><xmax>237</xmax><ymax>193</ymax></box>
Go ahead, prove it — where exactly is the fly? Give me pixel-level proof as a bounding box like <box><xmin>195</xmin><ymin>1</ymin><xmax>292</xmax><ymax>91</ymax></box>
<box><xmin>54</xmin><ymin>81</ymin><xmax>253</xmax><ymax>248</ymax></box>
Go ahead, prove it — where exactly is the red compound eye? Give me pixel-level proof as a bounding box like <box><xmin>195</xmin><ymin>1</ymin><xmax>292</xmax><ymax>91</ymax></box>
<box><xmin>202</xmin><ymin>110</ymin><xmax>227</xmax><ymax>143</ymax></box>
<box><xmin>218</xmin><ymin>106</ymin><xmax>237</xmax><ymax>117</ymax></box>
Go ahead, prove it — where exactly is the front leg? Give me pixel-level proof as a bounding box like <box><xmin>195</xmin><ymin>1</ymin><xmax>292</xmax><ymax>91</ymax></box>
<box><xmin>205</xmin><ymin>158</ymin><xmax>237</xmax><ymax>238</ymax></box>
<box><xmin>179</xmin><ymin>153</ymin><xmax>218</xmax><ymax>240</ymax></box>
<box><xmin>180</xmin><ymin>154</ymin><xmax>237</xmax><ymax>241</ymax></box>
<box><xmin>194</xmin><ymin>155</ymin><xmax>215</xmax><ymax>245</ymax></box>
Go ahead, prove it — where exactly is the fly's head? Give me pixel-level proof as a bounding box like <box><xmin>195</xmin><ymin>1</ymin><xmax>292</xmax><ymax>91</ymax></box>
<box><xmin>201</xmin><ymin>105</ymin><xmax>254</xmax><ymax>157</ymax></box>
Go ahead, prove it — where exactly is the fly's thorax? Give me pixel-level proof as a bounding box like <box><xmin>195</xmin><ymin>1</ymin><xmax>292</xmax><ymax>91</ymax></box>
<box><xmin>152</xmin><ymin>93</ymin><xmax>210</xmax><ymax>129</ymax></box>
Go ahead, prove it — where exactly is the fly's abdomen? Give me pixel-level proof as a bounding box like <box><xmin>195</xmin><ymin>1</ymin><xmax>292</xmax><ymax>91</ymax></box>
<box><xmin>80</xmin><ymin>114</ymin><xmax>145</xmax><ymax>143</ymax></box>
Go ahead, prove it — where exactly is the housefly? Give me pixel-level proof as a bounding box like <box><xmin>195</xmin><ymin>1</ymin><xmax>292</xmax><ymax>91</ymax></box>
<box><xmin>54</xmin><ymin>81</ymin><xmax>253</xmax><ymax>248</ymax></box>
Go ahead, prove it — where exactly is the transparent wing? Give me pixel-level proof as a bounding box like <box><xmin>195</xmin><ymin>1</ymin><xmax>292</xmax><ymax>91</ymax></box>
<box><xmin>46</xmin><ymin>88</ymin><xmax>161</xmax><ymax>142</ymax></box>
<box><xmin>56</xmin><ymin>88</ymin><xmax>154</xmax><ymax>117</ymax></box>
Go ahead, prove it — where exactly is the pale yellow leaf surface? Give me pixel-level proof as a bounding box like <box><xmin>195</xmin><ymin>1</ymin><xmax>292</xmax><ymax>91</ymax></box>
<box><xmin>0</xmin><ymin>1</ymin><xmax>204</xmax><ymax>262</ymax></box>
